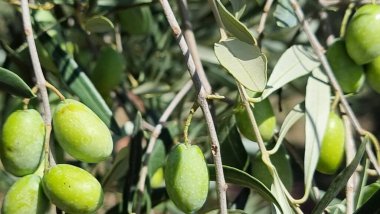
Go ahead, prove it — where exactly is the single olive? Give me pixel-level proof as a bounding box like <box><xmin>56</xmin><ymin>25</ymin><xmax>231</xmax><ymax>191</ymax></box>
<box><xmin>53</xmin><ymin>99</ymin><xmax>113</xmax><ymax>163</ymax></box>
<box><xmin>326</xmin><ymin>39</ymin><xmax>365</xmax><ymax>93</ymax></box>
<box><xmin>164</xmin><ymin>144</ymin><xmax>209</xmax><ymax>213</ymax></box>
<box><xmin>1</xmin><ymin>109</ymin><xmax>45</xmax><ymax>176</ymax></box>
<box><xmin>2</xmin><ymin>174</ymin><xmax>49</xmax><ymax>214</ymax></box>
<box><xmin>42</xmin><ymin>164</ymin><xmax>103</xmax><ymax>214</ymax></box>
<box><xmin>366</xmin><ymin>55</ymin><xmax>380</xmax><ymax>93</ymax></box>
<box><xmin>316</xmin><ymin>112</ymin><xmax>345</xmax><ymax>175</ymax></box>
<box><xmin>345</xmin><ymin>4</ymin><xmax>380</xmax><ymax>64</ymax></box>
<box><xmin>234</xmin><ymin>99</ymin><xmax>276</xmax><ymax>142</ymax></box>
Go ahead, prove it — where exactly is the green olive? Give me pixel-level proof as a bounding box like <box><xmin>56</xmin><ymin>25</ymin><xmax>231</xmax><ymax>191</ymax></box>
<box><xmin>2</xmin><ymin>174</ymin><xmax>49</xmax><ymax>214</ymax></box>
<box><xmin>164</xmin><ymin>144</ymin><xmax>209</xmax><ymax>213</ymax></box>
<box><xmin>1</xmin><ymin>109</ymin><xmax>45</xmax><ymax>176</ymax></box>
<box><xmin>53</xmin><ymin>99</ymin><xmax>113</xmax><ymax>163</ymax></box>
<box><xmin>326</xmin><ymin>39</ymin><xmax>365</xmax><ymax>93</ymax></box>
<box><xmin>345</xmin><ymin>4</ymin><xmax>380</xmax><ymax>64</ymax></box>
<box><xmin>234</xmin><ymin>99</ymin><xmax>276</xmax><ymax>142</ymax></box>
<box><xmin>366</xmin><ymin>55</ymin><xmax>380</xmax><ymax>93</ymax></box>
<box><xmin>42</xmin><ymin>164</ymin><xmax>103</xmax><ymax>214</ymax></box>
<box><xmin>316</xmin><ymin>112</ymin><xmax>345</xmax><ymax>175</ymax></box>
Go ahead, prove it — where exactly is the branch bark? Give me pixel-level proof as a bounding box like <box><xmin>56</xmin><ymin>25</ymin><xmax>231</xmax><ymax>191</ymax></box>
<box><xmin>159</xmin><ymin>0</ymin><xmax>228</xmax><ymax>213</ymax></box>
<box><xmin>20</xmin><ymin>0</ymin><xmax>55</xmax><ymax>169</ymax></box>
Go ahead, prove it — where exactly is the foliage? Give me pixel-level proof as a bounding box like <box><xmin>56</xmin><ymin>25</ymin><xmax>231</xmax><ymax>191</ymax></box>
<box><xmin>0</xmin><ymin>0</ymin><xmax>379</xmax><ymax>213</ymax></box>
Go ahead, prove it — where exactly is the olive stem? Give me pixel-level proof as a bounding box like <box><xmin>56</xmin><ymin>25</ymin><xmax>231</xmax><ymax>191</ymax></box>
<box><xmin>289</xmin><ymin>0</ymin><xmax>380</xmax><ymax>175</ymax></box>
<box><xmin>339</xmin><ymin>3</ymin><xmax>355</xmax><ymax>38</ymax></box>
<box><xmin>183</xmin><ymin>103</ymin><xmax>199</xmax><ymax>145</ymax></box>
<box><xmin>135</xmin><ymin>80</ymin><xmax>193</xmax><ymax>213</ymax></box>
<box><xmin>22</xmin><ymin>85</ymin><xmax>39</xmax><ymax>109</ymax></box>
<box><xmin>20</xmin><ymin>0</ymin><xmax>55</xmax><ymax>171</ymax></box>
<box><xmin>45</xmin><ymin>81</ymin><xmax>65</xmax><ymax>101</ymax></box>
<box><xmin>159</xmin><ymin>0</ymin><xmax>228</xmax><ymax>212</ymax></box>
<box><xmin>257</xmin><ymin>0</ymin><xmax>274</xmax><ymax>45</ymax></box>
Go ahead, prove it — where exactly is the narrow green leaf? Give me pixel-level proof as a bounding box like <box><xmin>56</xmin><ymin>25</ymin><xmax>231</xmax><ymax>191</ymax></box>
<box><xmin>313</xmin><ymin>138</ymin><xmax>368</xmax><ymax>213</ymax></box>
<box><xmin>304</xmin><ymin>68</ymin><xmax>331</xmax><ymax>198</ymax></box>
<box><xmin>214</xmin><ymin>38</ymin><xmax>267</xmax><ymax>92</ymax></box>
<box><xmin>118</xmin><ymin>6</ymin><xmax>153</xmax><ymax>35</ymax></box>
<box><xmin>84</xmin><ymin>16</ymin><xmax>114</xmax><ymax>34</ymax></box>
<box><xmin>0</xmin><ymin>67</ymin><xmax>35</xmax><ymax>98</ymax></box>
<box><xmin>102</xmin><ymin>146</ymin><xmax>130</xmax><ymax>189</ymax></box>
<box><xmin>216</xmin><ymin>0</ymin><xmax>256</xmax><ymax>45</ymax></box>
<box><xmin>229</xmin><ymin>0</ymin><xmax>246</xmax><ymax>19</ymax></box>
<box><xmin>261</xmin><ymin>45</ymin><xmax>320</xmax><ymax>99</ymax></box>
<box><xmin>355</xmin><ymin>187</ymin><xmax>380</xmax><ymax>214</ymax></box>
<box><xmin>357</xmin><ymin>180</ymin><xmax>380</xmax><ymax>208</ymax></box>
<box><xmin>219</xmin><ymin>114</ymin><xmax>249</xmax><ymax>170</ymax></box>
<box><xmin>274</xmin><ymin>0</ymin><xmax>298</xmax><ymax>28</ymax></box>
<box><xmin>208</xmin><ymin>164</ymin><xmax>282</xmax><ymax>212</ymax></box>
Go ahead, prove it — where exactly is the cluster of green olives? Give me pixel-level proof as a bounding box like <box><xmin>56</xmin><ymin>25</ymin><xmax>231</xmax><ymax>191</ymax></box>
<box><xmin>1</xmin><ymin>99</ymin><xmax>112</xmax><ymax>213</ymax></box>
<box><xmin>327</xmin><ymin>4</ymin><xmax>380</xmax><ymax>94</ymax></box>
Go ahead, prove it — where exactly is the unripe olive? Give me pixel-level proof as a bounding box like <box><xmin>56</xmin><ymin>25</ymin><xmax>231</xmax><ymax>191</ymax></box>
<box><xmin>345</xmin><ymin>4</ymin><xmax>380</xmax><ymax>65</ymax></box>
<box><xmin>366</xmin><ymin>56</ymin><xmax>380</xmax><ymax>93</ymax></box>
<box><xmin>317</xmin><ymin>112</ymin><xmax>345</xmax><ymax>175</ymax></box>
<box><xmin>0</xmin><ymin>109</ymin><xmax>45</xmax><ymax>176</ymax></box>
<box><xmin>164</xmin><ymin>144</ymin><xmax>209</xmax><ymax>213</ymax></box>
<box><xmin>53</xmin><ymin>99</ymin><xmax>113</xmax><ymax>163</ymax></box>
<box><xmin>234</xmin><ymin>99</ymin><xmax>276</xmax><ymax>142</ymax></box>
<box><xmin>326</xmin><ymin>39</ymin><xmax>365</xmax><ymax>93</ymax></box>
<box><xmin>2</xmin><ymin>174</ymin><xmax>49</xmax><ymax>214</ymax></box>
<box><xmin>42</xmin><ymin>164</ymin><xmax>103</xmax><ymax>214</ymax></box>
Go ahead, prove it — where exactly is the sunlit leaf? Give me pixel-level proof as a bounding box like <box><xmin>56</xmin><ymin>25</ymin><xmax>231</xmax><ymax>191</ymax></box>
<box><xmin>261</xmin><ymin>45</ymin><xmax>320</xmax><ymax>99</ymax></box>
<box><xmin>216</xmin><ymin>0</ymin><xmax>256</xmax><ymax>45</ymax></box>
<box><xmin>271</xmin><ymin>103</ymin><xmax>305</xmax><ymax>153</ymax></box>
<box><xmin>304</xmin><ymin>68</ymin><xmax>331</xmax><ymax>199</ymax></box>
<box><xmin>208</xmin><ymin>164</ymin><xmax>282</xmax><ymax>212</ymax></box>
<box><xmin>214</xmin><ymin>38</ymin><xmax>267</xmax><ymax>92</ymax></box>
<box><xmin>84</xmin><ymin>16</ymin><xmax>114</xmax><ymax>34</ymax></box>
<box><xmin>274</xmin><ymin>0</ymin><xmax>298</xmax><ymax>28</ymax></box>
<box><xmin>0</xmin><ymin>67</ymin><xmax>35</xmax><ymax>98</ymax></box>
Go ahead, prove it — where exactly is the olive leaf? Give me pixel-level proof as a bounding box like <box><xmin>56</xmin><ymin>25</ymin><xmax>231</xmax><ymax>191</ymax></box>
<box><xmin>274</xmin><ymin>0</ymin><xmax>298</xmax><ymax>28</ymax></box>
<box><xmin>84</xmin><ymin>16</ymin><xmax>114</xmax><ymax>34</ymax></box>
<box><xmin>0</xmin><ymin>67</ymin><xmax>35</xmax><ymax>98</ymax></box>
<box><xmin>214</xmin><ymin>38</ymin><xmax>267</xmax><ymax>92</ymax></box>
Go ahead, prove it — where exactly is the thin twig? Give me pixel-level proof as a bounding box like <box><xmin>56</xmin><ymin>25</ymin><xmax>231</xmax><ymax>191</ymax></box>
<box><xmin>289</xmin><ymin>0</ymin><xmax>380</xmax><ymax>175</ymax></box>
<box><xmin>159</xmin><ymin>0</ymin><xmax>228</xmax><ymax>213</ymax></box>
<box><xmin>135</xmin><ymin>80</ymin><xmax>193</xmax><ymax>213</ymax></box>
<box><xmin>20</xmin><ymin>0</ymin><xmax>55</xmax><ymax>169</ymax></box>
<box><xmin>257</xmin><ymin>0</ymin><xmax>274</xmax><ymax>44</ymax></box>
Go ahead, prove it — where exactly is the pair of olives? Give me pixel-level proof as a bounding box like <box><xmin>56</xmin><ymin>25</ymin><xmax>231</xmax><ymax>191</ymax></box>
<box><xmin>327</xmin><ymin>4</ymin><xmax>380</xmax><ymax>94</ymax></box>
<box><xmin>1</xmin><ymin>99</ymin><xmax>113</xmax><ymax>213</ymax></box>
<box><xmin>2</xmin><ymin>165</ymin><xmax>103</xmax><ymax>214</ymax></box>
